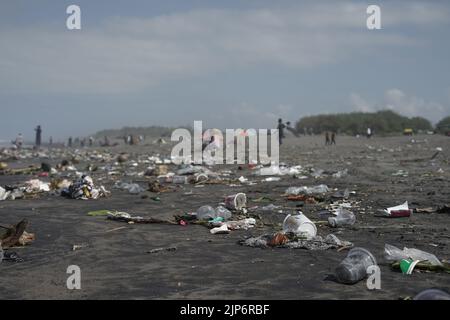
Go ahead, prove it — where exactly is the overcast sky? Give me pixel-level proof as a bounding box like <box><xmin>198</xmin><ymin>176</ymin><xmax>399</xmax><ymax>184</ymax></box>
<box><xmin>1</xmin><ymin>0</ymin><xmax>449</xmax><ymax>141</ymax></box>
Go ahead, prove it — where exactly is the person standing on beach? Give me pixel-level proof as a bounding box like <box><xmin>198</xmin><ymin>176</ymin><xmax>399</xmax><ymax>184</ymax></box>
<box><xmin>331</xmin><ymin>132</ymin><xmax>336</xmax><ymax>145</ymax></box>
<box><xmin>277</xmin><ymin>118</ymin><xmax>286</xmax><ymax>145</ymax></box>
<box><xmin>15</xmin><ymin>133</ymin><xmax>23</xmax><ymax>149</ymax></box>
<box><xmin>325</xmin><ymin>132</ymin><xmax>330</xmax><ymax>145</ymax></box>
<box><xmin>367</xmin><ymin>127</ymin><xmax>372</xmax><ymax>138</ymax></box>
<box><xmin>35</xmin><ymin>125</ymin><xmax>42</xmax><ymax>147</ymax></box>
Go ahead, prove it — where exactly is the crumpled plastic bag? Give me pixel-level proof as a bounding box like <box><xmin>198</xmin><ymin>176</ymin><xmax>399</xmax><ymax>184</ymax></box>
<box><xmin>24</xmin><ymin>179</ymin><xmax>50</xmax><ymax>193</ymax></box>
<box><xmin>384</xmin><ymin>244</ymin><xmax>443</xmax><ymax>266</ymax></box>
<box><xmin>0</xmin><ymin>186</ymin><xmax>10</xmax><ymax>201</ymax></box>
<box><xmin>114</xmin><ymin>181</ymin><xmax>145</xmax><ymax>194</ymax></box>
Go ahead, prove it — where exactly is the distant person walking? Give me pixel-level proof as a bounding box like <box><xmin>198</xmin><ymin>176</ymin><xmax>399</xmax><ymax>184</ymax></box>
<box><xmin>331</xmin><ymin>132</ymin><xmax>336</xmax><ymax>145</ymax></box>
<box><xmin>325</xmin><ymin>132</ymin><xmax>330</xmax><ymax>145</ymax></box>
<box><xmin>35</xmin><ymin>125</ymin><xmax>42</xmax><ymax>147</ymax></box>
<box><xmin>14</xmin><ymin>133</ymin><xmax>24</xmax><ymax>149</ymax></box>
<box><xmin>367</xmin><ymin>127</ymin><xmax>372</xmax><ymax>139</ymax></box>
<box><xmin>277</xmin><ymin>118</ymin><xmax>286</xmax><ymax>145</ymax></box>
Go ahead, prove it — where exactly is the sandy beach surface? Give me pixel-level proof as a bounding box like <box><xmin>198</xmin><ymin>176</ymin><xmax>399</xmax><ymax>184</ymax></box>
<box><xmin>0</xmin><ymin>134</ymin><xmax>449</xmax><ymax>299</ymax></box>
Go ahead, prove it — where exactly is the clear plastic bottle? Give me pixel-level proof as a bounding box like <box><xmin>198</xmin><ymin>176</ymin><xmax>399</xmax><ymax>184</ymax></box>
<box><xmin>196</xmin><ymin>205</ymin><xmax>217</xmax><ymax>221</ymax></box>
<box><xmin>172</xmin><ymin>176</ymin><xmax>188</xmax><ymax>184</ymax></box>
<box><xmin>328</xmin><ymin>208</ymin><xmax>356</xmax><ymax>227</ymax></box>
<box><xmin>215</xmin><ymin>206</ymin><xmax>232</xmax><ymax>220</ymax></box>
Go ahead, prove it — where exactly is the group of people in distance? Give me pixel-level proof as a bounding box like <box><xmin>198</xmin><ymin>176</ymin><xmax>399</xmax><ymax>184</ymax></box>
<box><xmin>277</xmin><ymin>118</ymin><xmax>337</xmax><ymax>146</ymax></box>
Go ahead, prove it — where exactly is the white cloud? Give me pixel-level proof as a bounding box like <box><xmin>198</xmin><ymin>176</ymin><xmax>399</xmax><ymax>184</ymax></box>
<box><xmin>350</xmin><ymin>89</ymin><xmax>449</xmax><ymax>122</ymax></box>
<box><xmin>384</xmin><ymin>89</ymin><xmax>446</xmax><ymax>122</ymax></box>
<box><xmin>1</xmin><ymin>2</ymin><xmax>448</xmax><ymax>94</ymax></box>
<box><xmin>350</xmin><ymin>93</ymin><xmax>374</xmax><ymax>112</ymax></box>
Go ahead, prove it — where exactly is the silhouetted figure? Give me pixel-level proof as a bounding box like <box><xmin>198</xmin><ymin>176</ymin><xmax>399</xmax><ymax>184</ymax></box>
<box><xmin>325</xmin><ymin>132</ymin><xmax>330</xmax><ymax>145</ymax></box>
<box><xmin>104</xmin><ymin>136</ymin><xmax>110</xmax><ymax>147</ymax></box>
<box><xmin>14</xmin><ymin>133</ymin><xmax>23</xmax><ymax>149</ymax></box>
<box><xmin>277</xmin><ymin>118</ymin><xmax>286</xmax><ymax>145</ymax></box>
<box><xmin>331</xmin><ymin>132</ymin><xmax>336</xmax><ymax>145</ymax></box>
<box><xmin>35</xmin><ymin>125</ymin><xmax>42</xmax><ymax>147</ymax></box>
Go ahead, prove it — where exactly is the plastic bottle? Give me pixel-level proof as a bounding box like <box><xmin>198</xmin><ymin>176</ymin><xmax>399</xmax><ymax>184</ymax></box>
<box><xmin>328</xmin><ymin>208</ymin><xmax>356</xmax><ymax>227</ymax></box>
<box><xmin>335</xmin><ymin>247</ymin><xmax>377</xmax><ymax>284</ymax></box>
<box><xmin>172</xmin><ymin>176</ymin><xmax>188</xmax><ymax>184</ymax></box>
<box><xmin>215</xmin><ymin>206</ymin><xmax>232</xmax><ymax>220</ymax></box>
<box><xmin>196</xmin><ymin>205</ymin><xmax>217</xmax><ymax>221</ymax></box>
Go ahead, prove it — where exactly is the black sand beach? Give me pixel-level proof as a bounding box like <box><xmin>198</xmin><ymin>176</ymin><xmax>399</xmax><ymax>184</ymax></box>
<box><xmin>1</xmin><ymin>134</ymin><xmax>449</xmax><ymax>299</ymax></box>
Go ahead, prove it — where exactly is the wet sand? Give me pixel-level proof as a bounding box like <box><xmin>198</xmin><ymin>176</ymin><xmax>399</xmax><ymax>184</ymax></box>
<box><xmin>1</xmin><ymin>134</ymin><xmax>449</xmax><ymax>299</ymax></box>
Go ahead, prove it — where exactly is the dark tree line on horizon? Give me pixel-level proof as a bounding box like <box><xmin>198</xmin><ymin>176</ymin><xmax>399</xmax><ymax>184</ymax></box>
<box><xmin>294</xmin><ymin>110</ymin><xmax>440</xmax><ymax>135</ymax></box>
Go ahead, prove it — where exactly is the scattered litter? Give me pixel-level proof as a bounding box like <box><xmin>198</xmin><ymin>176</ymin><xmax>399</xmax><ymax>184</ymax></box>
<box><xmin>379</xmin><ymin>201</ymin><xmax>412</xmax><ymax>218</ymax></box>
<box><xmin>384</xmin><ymin>244</ymin><xmax>443</xmax><ymax>266</ymax></box>
<box><xmin>328</xmin><ymin>208</ymin><xmax>356</xmax><ymax>227</ymax></box>
<box><xmin>224</xmin><ymin>193</ymin><xmax>247</xmax><ymax>211</ymax></box>
<box><xmin>241</xmin><ymin>233</ymin><xmax>352</xmax><ymax>250</ymax></box>
<box><xmin>282</xmin><ymin>213</ymin><xmax>317</xmax><ymax>239</ymax></box>
<box><xmin>414</xmin><ymin>289</ymin><xmax>450</xmax><ymax>300</ymax></box>
<box><xmin>114</xmin><ymin>181</ymin><xmax>145</xmax><ymax>194</ymax></box>
<box><xmin>335</xmin><ymin>247</ymin><xmax>377</xmax><ymax>284</ymax></box>
<box><xmin>72</xmin><ymin>244</ymin><xmax>88</xmax><ymax>251</ymax></box>
<box><xmin>285</xmin><ymin>185</ymin><xmax>329</xmax><ymax>195</ymax></box>
<box><xmin>147</xmin><ymin>246</ymin><xmax>177</xmax><ymax>254</ymax></box>
<box><xmin>61</xmin><ymin>175</ymin><xmax>109</xmax><ymax>200</ymax></box>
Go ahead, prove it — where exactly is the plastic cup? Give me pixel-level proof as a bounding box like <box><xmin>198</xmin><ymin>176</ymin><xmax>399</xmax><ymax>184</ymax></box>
<box><xmin>225</xmin><ymin>193</ymin><xmax>247</xmax><ymax>210</ymax></box>
<box><xmin>414</xmin><ymin>289</ymin><xmax>450</xmax><ymax>300</ymax></box>
<box><xmin>335</xmin><ymin>247</ymin><xmax>377</xmax><ymax>284</ymax></box>
<box><xmin>282</xmin><ymin>213</ymin><xmax>317</xmax><ymax>239</ymax></box>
